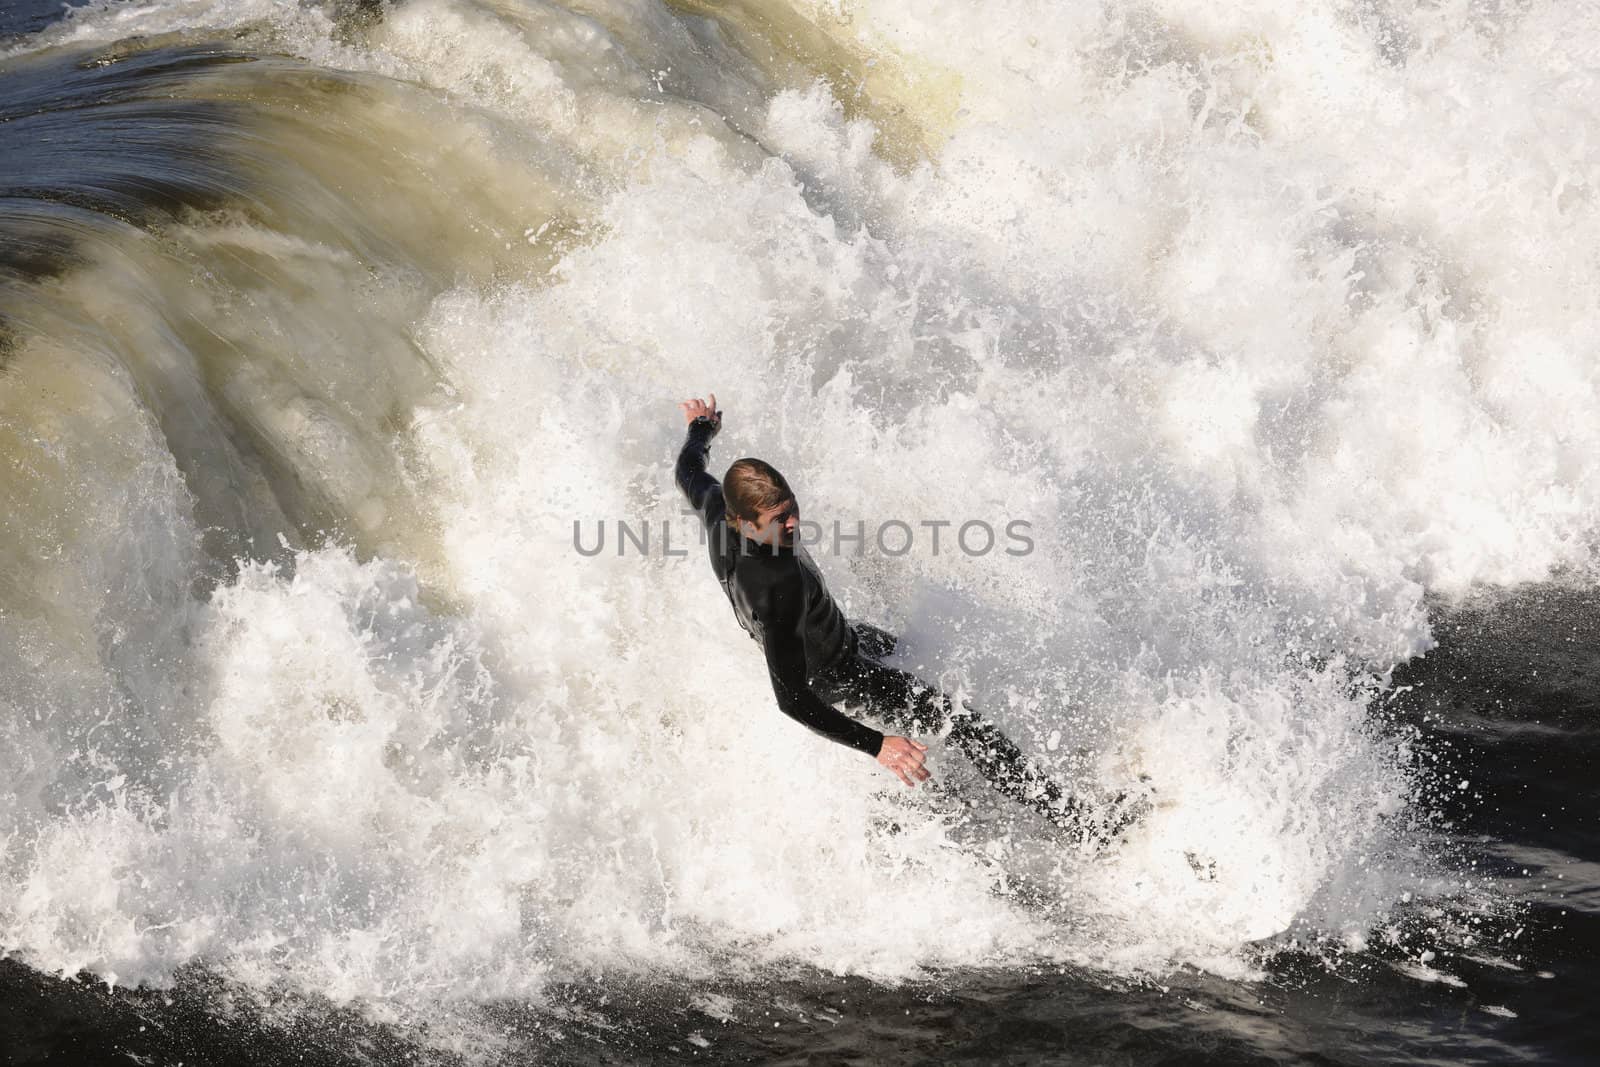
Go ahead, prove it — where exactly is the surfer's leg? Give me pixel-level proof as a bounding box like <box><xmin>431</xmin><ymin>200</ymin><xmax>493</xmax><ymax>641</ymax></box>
<box><xmin>818</xmin><ymin>638</ymin><xmax>1142</xmax><ymax>840</ymax></box>
<box><xmin>943</xmin><ymin>701</ymin><xmax>1117</xmax><ymax>831</ymax></box>
<box><xmin>811</xmin><ymin>653</ymin><xmax>947</xmax><ymax>735</ymax></box>
<box><xmin>944</xmin><ymin>706</ymin><xmax>1148</xmax><ymax>842</ymax></box>
<box><xmin>942</xmin><ymin>705</ymin><xmax>1060</xmax><ymax>803</ymax></box>
<box><xmin>818</xmin><ymin>653</ymin><xmax>1087</xmax><ymax>827</ymax></box>
<box><xmin>848</xmin><ymin>621</ymin><xmax>898</xmax><ymax>661</ymax></box>
<box><xmin>819</xmin><ymin>624</ymin><xmax>1144</xmax><ymax>840</ymax></box>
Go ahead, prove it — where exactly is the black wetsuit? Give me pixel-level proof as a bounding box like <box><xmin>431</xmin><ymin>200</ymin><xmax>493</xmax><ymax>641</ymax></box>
<box><xmin>674</xmin><ymin>415</ymin><xmax>1115</xmax><ymax>833</ymax></box>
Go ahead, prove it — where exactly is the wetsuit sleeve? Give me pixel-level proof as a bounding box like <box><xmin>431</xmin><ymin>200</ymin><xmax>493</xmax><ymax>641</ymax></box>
<box><xmin>757</xmin><ymin>571</ymin><xmax>885</xmax><ymax>758</ymax></box>
<box><xmin>674</xmin><ymin>416</ymin><xmax>722</xmax><ymax>526</ymax></box>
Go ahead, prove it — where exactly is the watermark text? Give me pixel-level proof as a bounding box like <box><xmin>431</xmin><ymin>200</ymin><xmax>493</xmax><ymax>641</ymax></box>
<box><xmin>572</xmin><ymin>512</ymin><xmax>1035</xmax><ymax>558</ymax></box>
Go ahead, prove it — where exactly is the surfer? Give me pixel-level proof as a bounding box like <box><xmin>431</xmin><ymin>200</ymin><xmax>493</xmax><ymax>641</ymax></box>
<box><xmin>673</xmin><ymin>393</ymin><xmax>1143</xmax><ymax>843</ymax></box>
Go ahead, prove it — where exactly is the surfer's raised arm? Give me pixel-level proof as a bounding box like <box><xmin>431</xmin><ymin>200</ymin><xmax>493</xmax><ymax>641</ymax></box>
<box><xmin>675</xmin><ymin>393</ymin><xmax>722</xmax><ymax>523</ymax></box>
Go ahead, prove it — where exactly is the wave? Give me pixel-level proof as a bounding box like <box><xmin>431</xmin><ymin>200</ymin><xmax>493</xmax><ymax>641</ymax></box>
<box><xmin>0</xmin><ymin>0</ymin><xmax>1596</xmax><ymax>1025</ymax></box>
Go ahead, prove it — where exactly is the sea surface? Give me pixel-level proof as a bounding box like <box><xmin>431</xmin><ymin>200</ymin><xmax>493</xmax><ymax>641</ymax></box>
<box><xmin>1</xmin><ymin>1</ymin><xmax>1597</xmax><ymax>1063</ymax></box>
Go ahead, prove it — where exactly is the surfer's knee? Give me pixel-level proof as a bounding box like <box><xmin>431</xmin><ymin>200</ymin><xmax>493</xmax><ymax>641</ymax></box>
<box><xmin>852</xmin><ymin>622</ymin><xmax>897</xmax><ymax>661</ymax></box>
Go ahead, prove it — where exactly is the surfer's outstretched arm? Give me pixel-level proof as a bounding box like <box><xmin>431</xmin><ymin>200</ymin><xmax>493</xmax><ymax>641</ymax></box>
<box><xmin>675</xmin><ymin>395</ymin><xmax>722</xmax><ymax>525</ymax></box>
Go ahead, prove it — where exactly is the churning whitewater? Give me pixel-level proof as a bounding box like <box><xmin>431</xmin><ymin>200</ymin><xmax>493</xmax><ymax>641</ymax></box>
<box><xmin>1</xmin><ymin>0</ymin><xmax>1597</xmax><ymax>1047</ymax></box>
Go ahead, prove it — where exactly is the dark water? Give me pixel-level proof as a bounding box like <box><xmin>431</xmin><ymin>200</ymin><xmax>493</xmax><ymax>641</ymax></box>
<box><xmin>0</xmin><ymin>1</ymin><xmax>95</xmax><ymax>44</ymax></box>
<box><xmin>4</xmin><ymin>588</ymin><xmax>1596</xmax><ymax>1065</ymax></box>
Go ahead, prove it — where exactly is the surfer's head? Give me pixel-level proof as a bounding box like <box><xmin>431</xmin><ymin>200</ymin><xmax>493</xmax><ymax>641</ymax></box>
<box><xmin>724</xmin><ymin>458</ymin><xmax>799</xmax><ymax>547</ymax></box>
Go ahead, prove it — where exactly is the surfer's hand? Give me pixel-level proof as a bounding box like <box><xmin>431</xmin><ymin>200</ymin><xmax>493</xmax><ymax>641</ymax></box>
<box><xmin>678</xmin><ymin>393</ymin><xmax>720</xmax><ymax>429</ymax></box>
<box><xmin>877</xmin><ymin>736</ymin><xmax>930</xmax><ymax>788</ymax></box>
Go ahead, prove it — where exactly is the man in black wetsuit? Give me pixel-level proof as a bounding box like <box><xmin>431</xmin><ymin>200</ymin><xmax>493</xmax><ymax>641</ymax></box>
<box><xmin>674</xmin><ymin>393</ymin><xmax>1139</xmax><ymax>841</ymax></box>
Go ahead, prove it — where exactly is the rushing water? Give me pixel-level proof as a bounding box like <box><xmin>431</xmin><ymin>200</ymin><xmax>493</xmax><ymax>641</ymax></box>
<box><xmin>1</xmin><ymin>0</ymin><xmax>1596</xmax><ymax>1062</ymax></box>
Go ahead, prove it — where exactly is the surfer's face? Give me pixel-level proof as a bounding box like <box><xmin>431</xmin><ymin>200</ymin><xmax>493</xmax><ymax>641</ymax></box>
<box><xmin>744</xmin><ymin>496</ymin><xmax>800</xmax><ymax>546</ymax></box>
